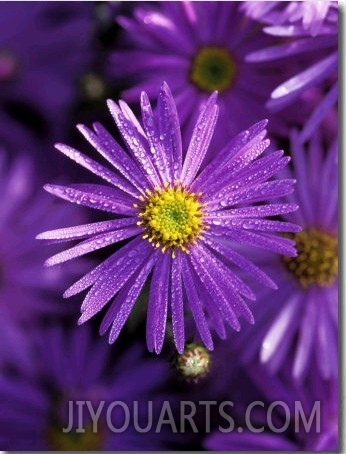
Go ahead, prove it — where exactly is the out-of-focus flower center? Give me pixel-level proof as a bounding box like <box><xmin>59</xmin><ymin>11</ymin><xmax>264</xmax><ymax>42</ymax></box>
<box><xmin>0</xmin><ymin>49</ymin><xmax>18</xmax><ymax>82</ymax></box>
<box><xmin>283</xmin><ymin>229</ymin><xmax>338</xmax><ymax>288</ymax></box>
<box><xmin>80</xmin><ymin>72</ymin><xmax>106</xmax><ymax>102</ymax></box>
<box><xmin>137</xmin><ymin>183</ymin><xmax>205</xmax><ymax>255</ymax></box>
<box><xmin>174</xmin><ymin>342</ymin><xmax>211</xmax><ymax>381</ymax></box>
<box><xmin>47</xmin><ymin>423</ymin><xmax>102</xmax><ymax>451</ymax></box>
<box><xmin>190</xmin><ymin>46</ymin><xmax>236</xmax><ymax>93</ymax></box>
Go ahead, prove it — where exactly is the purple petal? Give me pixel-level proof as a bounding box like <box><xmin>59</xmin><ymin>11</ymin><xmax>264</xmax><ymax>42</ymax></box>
<box><xmin>77</xmin><ymin>123</ymin><xmax>146</xmax><ymax>193</ymax></box>
<box><xmin>202</xmin><ymin>234</ymin><xmax>277</xmax><ymax>289</ymax></box>
<box><xmin>54</xmin><ymin>143</ymin><xmax>139</xmax><ymax>197</ymax></box>
<box><xmin>36</xmin><ymin>218</ymin><xmax>137</xmax><ymax>242</ymax></box>
<box><xmin>140</xmin><ymin>91</ymin><xmax>170</xmax><ymax>183</ymax></box>
<box><xmin>78</xmin><ymin>238</ymin><xmax>151</xmax><ymax>323</ymax></box>
<box><xmin>45</xmin><ymin>226</ymin><xmax>141</xmax><ymax>266</ymax></box>
<box><xmin>170</xmin><ymin>253</ymin><xmax>185</xmax><ymax>353</ymax></box>
<box><xmin>44</xmin><ymin>183</ymin><xmax>136</xmax><ymax>216</ymax></box>
<box><xmin>181</xmin><ymin>258</ymin><xmax>214</xmax><ymax>350</ymax></box>
<box><xmin>107</xmin><ymin>99</ymin><xmax>161</xmax><ymax>187</ymax></box>
<box><xmin>157</xmin><ymin>81</ymin><xmax>183</xmax><ymax>181</ymax></box>
<box><xmin>210</xmin><ymin>226</ymin><xmax>297</xmax><ymax>256</ymax></box>
<box><xmin>107</xmin><ymin>254</ymin><xmax>156</xmax><ymax>343</ymax></box>
<box><xmin>190</xmin><ymin>247</ymin><xmax>241</xmax><ymax>331</ymax></box>
<box><xmin>180</xmin><ymin>92</ymin><xmax>219</xmax><ymax>185</ymax></box>
<box><xmin>147</xmin><ymin>253</ymin><xmax>171</xmax><ymax>354</ymax></box>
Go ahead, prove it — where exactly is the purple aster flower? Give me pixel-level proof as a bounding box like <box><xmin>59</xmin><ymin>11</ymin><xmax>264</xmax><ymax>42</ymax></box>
<box><xmin>0</xmin><ymin>154</ymin><xmax>86</xmax><ymax>366</ymax></box>
<box><xmin>234</xmin><ymin>129</ymin><xmax>338</xmax><ymax>380</ymax></box>
<box><xmin>204</xmin><ymin>361</ymin><xmax>338</xmax><ymax>451</ymax></box>
<box><xmin>38</xmin><ymin>82</ymin><xmax>300</xmax><ymax>354</ymax></box>
<box><xmin>109</xmin><ymin>1</ymin><xmax>284</xmax><ymax>149</ymax></box>
<box><xmin>0</xmin><ymin>1</ymin><xmax>94</xmax><ymax>137</ymax></box>
<box><xmin>244</xmin><ymin>0</ymin><xmax>338</xmax><ymax>142</ymax></box>
<box><xmin>0</xmin><ymin>324</ymin><xmax>172</xmax><ymax>450</ymax></box>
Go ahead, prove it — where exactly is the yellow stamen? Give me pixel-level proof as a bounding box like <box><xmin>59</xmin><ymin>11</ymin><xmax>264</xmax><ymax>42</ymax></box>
<box><xmin>190</xmin><ymin>46</ymin><xmax>236</xmax><ymax>93</ymax></box>
<box><xmin>137</xmin><ymin>183</ymin><xmax>206</xmax><ymax>253</ymax></box>
<box><xmin>283</xmin><ymin>229</ymin><xmax>338</xmax><ymax>288</ymax></box>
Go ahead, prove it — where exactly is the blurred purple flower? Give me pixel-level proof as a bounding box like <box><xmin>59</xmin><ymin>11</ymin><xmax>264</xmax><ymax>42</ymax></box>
<box><xmin>38</xmin><ymin>82</ymin><xmax>299</xmax><ymax>354</ymax></box>
<box><xmin>234</xmin><ymin>130</ymin><xmax>338</xmax><ymax>381</ymax></box>
<box><xmin>0</xmin><ymin>1</ymin><xmax>94</xmax><ymax>136</ymax></box>
<box><xmin>110</xmin><ymin>1</ymin><xmax>282</xmax><ymax>149</ymax></box>
<box><xmin>0</xmin><ymin>155</ymin><xmax>87</xmax><ymax>366</ymax></box>
<box><xmin>244</xmin><ymin>0</ymin><xmax>338</xmax><ymax>142</ymax></box>
<box><xmin>0</xmin><ymin>325</ymin><xmax>171</xmax><ymax>450</ymax></box>
<box><xmin>204</xmin><ymin>361</ymin><xmax>338</xmax><ymax>451</ymax></box>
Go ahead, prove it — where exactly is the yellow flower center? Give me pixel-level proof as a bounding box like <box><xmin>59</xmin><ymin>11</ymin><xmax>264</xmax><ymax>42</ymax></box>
<box><xmin>47</xmin><ymin>424</ymin><xmax>103</xmax><ymax>451</ymax></box>
<box><xmin>190</xmin><ymin>46</ymin><xmax>236</xmax><ymax>93</ymax></box>
<box><xmin>174</xmin><ymin>343</ymin><xmax>211</xmax><ymax>382</ymax></box>
<box><xmin>283</xmin><ymin>229</ymin><xmax>338</xmax><ymax>288</ymax></box>
<box><xmin>137</xmin><ymin>183</ymin><xmax>205</xmax><ymax>254</ymax></box>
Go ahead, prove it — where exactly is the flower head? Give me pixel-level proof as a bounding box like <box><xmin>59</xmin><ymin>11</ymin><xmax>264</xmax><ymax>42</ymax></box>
<box><xmin>0</xmin><ymin>2</ymin><xmax>94</xmax><ymax>136</ymax></box>
<box><xmin>0</xmin><ymin>325</ymin><xmax>170</xmax><ymax>450</ymax></box>
<box><xmin>38</xmin><ymin>82</ymin><xmax>299</xmax><ymax>354</ymax></box>
<box><xmin>110</xmin><ymin>2</ymin><xmax>282</xmax><ymax>149</ymax></box>
<box><xmin>234</xmin><ymin>129</ymin><xmax>338</xmax><ymax>380</ymax></box>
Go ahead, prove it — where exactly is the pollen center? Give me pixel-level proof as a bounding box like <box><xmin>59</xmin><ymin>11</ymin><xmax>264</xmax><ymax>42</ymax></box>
<box><xmin>137</xmin><ymin>184</ymin><xmax>205</xmax><ymax>253</ymax></box>
<box><xmin>283</xmin><ymin>229</ymin><xmax>338</xmax><ymax>288</ymax></box>
<box><xmin>190</xmin><ymin>46</ymin><xmax>236</xmax><ymax>93</ymax></box>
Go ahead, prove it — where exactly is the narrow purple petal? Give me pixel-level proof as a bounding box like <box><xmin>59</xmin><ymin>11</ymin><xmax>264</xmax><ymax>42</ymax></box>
<box><xmin>260</xmin><ymin>293</ymin><xmax>301</xmax><ymax>363</ymax></box>
<box><xmin>107</xmin><ymin>255</ymin><xmax>156</xmax><ymax>344</ymax></box>
<box><xmin>107</xmin><ymin>99</ymin><xmax>161</xmax><ymax>187</ymax></box>
<box><xmin>77</xmin><ymin>123</ymin><xmax>146</xmax><ymax>193</ymax></box>
<box><xmin>194</xmin><ymin>243</ymin><xmax>255</xmax><ymax>323</ymax></box>
<box><xmin>207</xmin><ymin>179</ymin><xmax>295</xmax><ymax>209</ymax></box>
<box><xmin>36</xmin><ymin>218</ymin><xmax>137</xmax><ymax>242</ymax></box>
<box><xmin>45</xmin><ymin>226</ymin><xmax>141</xmax><ymax>266</ymax></box>
<box><xmin>207</xmin><ymin>203</ymin><xmax>299</xmax><ymax>219</ymax></box>
<box><xmin>190</xmin><ymin>248</ymin><xmax>241</xmax><ymax>331</ymax></box>
<box><xmin>246</xmin><ymin>36</ymin><xmax>336</xmax><ymax>62</ymax></box>
<box><xmin>147</xmin><ymin>253</ymin><xmax>171</xmax><ymax>354</ymax></box>
<box><xmin>180</xmin><ymin>92</ymin><xmax>219</xmax><ymax>185</ymax></box>
<box><xmin>140</xmin><ymin>91</ymin><xmax>170</xmax><ymax>183</ymax></box>
<box><xmin>170</xmin><ymin>253</ymin><xmax>185</xmax><ymax>353</ymax></box>
<box><xmin>78</xmin><ymin>239</ymin><xmax>151</xmax><ymax>323</ymax></box>
<box><xmin>157</xmin><ymin>81</ymin><xmax>183</xmax><ymax>180</ymax></box>
<box><xmin>44</xmin><ymin>183</ymin><xmax>136</xmax><ymax>216</ymax></box>
<box><xmin>270</xmin><ymin>52</ymin><xmax>337</xmax><ymax>101</ymax></box>
<box><xmin>210</xmin><ymin>226</ymin><xmax>297</xmax><ymax>256</ymax></box>
<box><xmin>181</xmin><ymin>258</ymin><xmax>214</xmax><ymax>350</ymax></box>
<box><xmin>202</xmin><ymin>234</ymin><xmax>277</xmax><ymax>289</ymax></box>
<box><xmin>54</xmin><ymin>143</ymin><xmax>139</xmax><ymax>198</ymax></box>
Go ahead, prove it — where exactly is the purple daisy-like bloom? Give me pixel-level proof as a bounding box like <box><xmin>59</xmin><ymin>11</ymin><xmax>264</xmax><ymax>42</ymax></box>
<box><xmin>110</xmin><ymin>1</ymin><xmax>283</xmax><ymax>149</ymax></box>
<box><xmin>204</xmin><ymin>361</ymin><xmax>338</xmax><ymax>451</ymax></box>
<box><xmin>0</xmin><ymin>325</ymin><xmax>171</xmax><ymax>450</ymax></box>
<box><xmin>244</xmin><ymin>0</ymin><xmax>338</xmax><ymax>142</ymax></box>
<box><xmin>234</xmin><ymin>129</ymin><xmax>338</xmax><ymax>380</ymax></box>
<box><xmin>0</xmin><ymin>154</ymin><xmax>86</xmax><ymax>367</ymax></box>
<box><xmin>0</xmin><ymin>2</ymin><xmax>94</xmax><ymax>136</ymax></box>
<box><xmin>38</xmin><ymin>82</ymin><xmax>300</xmax><ymax>354</ymax></box>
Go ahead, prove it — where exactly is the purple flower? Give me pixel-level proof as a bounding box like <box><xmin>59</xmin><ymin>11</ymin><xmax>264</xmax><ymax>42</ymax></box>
<box><xmin>204</xmin><ymin>361</ymin><xmax>338</xmax><ymax>451</ymax></box>
<box><xmin>244</xmin><ymin>1</ymin><xmax>338</xmax><ymax>142</ymax></box>
<box><xmin>234</xmin><ymin>129</ymin><xmax>338</xmax><ymax>380</ymax></box>
<box><xmin>38</xmin><ymin>82</ymin><xmax>299</xmax><ymax>354</ymax></box>
<box><xmin>110</xmin><ymin>1</ymin><xmax>282</xmax><ymax>149</ymax></box>
<box><xmin>0</xmin><ymin>154</ymin><xmax>86</xmax><ymax>366</ymax></box>
<box><xmin>0</xmin><ymin>324</ymin><xmax>171</xmax><ymax>450</ymax></box>
<box><xmin>0</xmin><ymin>2</ymin><xmax>94</xmax><ymax>136</ymax></box>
